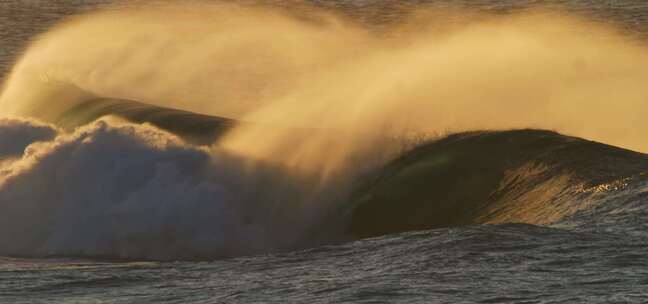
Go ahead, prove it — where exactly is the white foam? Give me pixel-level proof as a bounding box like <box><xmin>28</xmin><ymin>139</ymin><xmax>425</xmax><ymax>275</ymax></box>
<box><xmin>0</xmin><ymin>118</ymin><xmax>291</xmax><ymax>260</ymax></box>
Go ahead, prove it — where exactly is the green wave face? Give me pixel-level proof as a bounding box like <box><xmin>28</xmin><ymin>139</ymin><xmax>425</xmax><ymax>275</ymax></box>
<box><xmin>347</xmin><ymin>130</ymin><xmax>648</xmax><ymax>238</ymax></box>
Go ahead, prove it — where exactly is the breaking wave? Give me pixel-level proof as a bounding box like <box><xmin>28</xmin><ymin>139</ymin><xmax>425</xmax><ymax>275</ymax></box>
<box><xmin>2</xmin><ymin>1</ymin><xmax>648</xmax><ymax>260</ymax></box>
<box><xmin>0</xmin><ymin>117</ymin><xmax>353</xmax><ymax>260</ymax></box>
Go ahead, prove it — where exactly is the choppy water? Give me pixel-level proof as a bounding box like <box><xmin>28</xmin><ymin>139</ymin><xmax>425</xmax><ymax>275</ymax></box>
<box><xmin>3</xmin><ymin>1</ymin><xmax>648</xmax><ymax>303</ymax></box>
<box><xmin>2</xmin><ymin>223</ymin><xmax>648</xmax><ymax>303</ymax></box>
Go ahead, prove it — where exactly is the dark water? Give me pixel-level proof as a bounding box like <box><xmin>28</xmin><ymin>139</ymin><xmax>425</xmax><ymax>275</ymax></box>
<box><xmin>2</xmin><ymin>1</ymin><xmax>648</xmax><ymax>303</ymax></box>
<box><xmin>2</xmin><ymin>223</ymin><xmax>648</xmax><ymax>303</ymax></box>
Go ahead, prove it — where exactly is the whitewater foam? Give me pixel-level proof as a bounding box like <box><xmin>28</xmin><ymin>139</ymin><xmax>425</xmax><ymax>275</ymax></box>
<box><xmin>0</xmin><ymin>118</ymin><xmax>307</xmax><ymax>259</ymax></box>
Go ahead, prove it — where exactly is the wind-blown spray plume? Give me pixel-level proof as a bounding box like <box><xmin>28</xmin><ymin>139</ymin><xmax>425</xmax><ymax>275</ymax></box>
<box><xmin>3</xmin><ymin>3</ymin><xmax>648</xmax><ymax>160</ymax></box>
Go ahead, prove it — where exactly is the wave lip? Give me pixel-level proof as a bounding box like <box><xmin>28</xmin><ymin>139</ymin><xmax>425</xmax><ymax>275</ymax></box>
<box><xmin>59</xmin><ymin>98</ymin><xmax>241</xmax><ymax>145</ymax></box>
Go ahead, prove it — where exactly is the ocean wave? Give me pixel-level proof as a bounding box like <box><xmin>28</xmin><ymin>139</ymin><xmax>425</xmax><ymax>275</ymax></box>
<box><xmin>2</xmin><ymin>2</ymin><xmax>648</xmax><ymax>261</ymax></box>
<box><xmin>0</xmin><ymin>114</ymin><xmax>646</xmax><ymax>260</ymax></box>
<box><xmin>347</xmin><ymin>129</ymin><xmax>648</xmax><ymax>238</ymax></box>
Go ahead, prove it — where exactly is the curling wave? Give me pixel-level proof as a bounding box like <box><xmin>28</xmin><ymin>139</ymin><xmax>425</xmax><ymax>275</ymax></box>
<box><xmin>347</xmin><ymin>129</ymin><xmax>648</xmax><ymax>238</ymax></box>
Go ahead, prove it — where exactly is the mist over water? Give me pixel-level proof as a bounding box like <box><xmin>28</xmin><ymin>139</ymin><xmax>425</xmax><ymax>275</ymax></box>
<box><xmin>4</xmin><ymin>2</ymin><xmax>648</xmax><ymax>155</ymax></box>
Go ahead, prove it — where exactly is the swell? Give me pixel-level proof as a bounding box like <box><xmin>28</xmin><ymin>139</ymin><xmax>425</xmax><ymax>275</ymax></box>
<box><xmin>348</xmin><ymin>129</ymin><xmax>648</xmax><ymax>238</ymax></box>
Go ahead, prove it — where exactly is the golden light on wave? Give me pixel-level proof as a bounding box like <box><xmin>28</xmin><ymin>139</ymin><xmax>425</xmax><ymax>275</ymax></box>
<box><xmin>2</xmin><ymin>1</ymin><xmax>648</xmax><ymax>181</ymax></box>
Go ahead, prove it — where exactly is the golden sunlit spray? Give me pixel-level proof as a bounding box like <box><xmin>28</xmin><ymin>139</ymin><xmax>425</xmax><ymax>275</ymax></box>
<box><xmin>2</xmin><ymin>1</ymin><xmax>648</xmax><ymax>180</ymax></box>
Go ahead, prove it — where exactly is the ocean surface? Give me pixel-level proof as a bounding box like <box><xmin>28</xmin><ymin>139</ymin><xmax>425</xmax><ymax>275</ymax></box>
<box><xmin>2</xmin><ymin>0</ymin><xmax>648</xmax><ymax>303</ymax></box>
